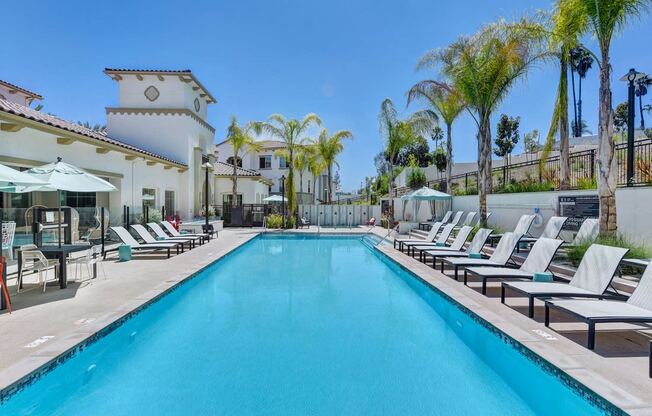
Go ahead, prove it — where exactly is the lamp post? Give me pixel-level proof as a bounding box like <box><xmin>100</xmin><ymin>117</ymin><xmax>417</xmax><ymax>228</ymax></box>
<box><xmin>621</xmin><ymin>68</ymin><xmax>645</xmax><ymax>186</ymax></box>
<box><xmin>280</xmin><ymin>175</ymin><xmax>286</xmax><ymax>229</ymax></box>
<box><xmin>203</xmin><ymin>158</ymin><xmax>213</xmax><ymax>240</ymax></box>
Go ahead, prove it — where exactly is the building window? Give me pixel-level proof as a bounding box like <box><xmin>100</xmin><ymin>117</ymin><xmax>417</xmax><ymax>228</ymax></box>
<box><xmin>279</xmin><ymin>156</ymin><xmax>288</xmax><ymax>169</ymax></box>
<box><xmin>226</xmin><ymin>156</ymin><xmax>242</xmax><ymax>167</ymax></box>
<box><xmin>222</xmin><ymin>194</ymin><xmax>243</xmax><ymax>206</ymax></box>
<box><xmin>259</xmin><ymin>155</ymin><xmax>271</xmax><ymax>169</ymax></box>
<box><xmin>63</xmin><ymin>191</ymin><xmax>96</xmax><ymax>208</ymax></box>
<box><xmin>165</xmin><ymin>190</ymin><xmax>175</xmax><ymax>213</ymax></box>
<box><xmin>142</xmin><ymin>188</ymin><xmax>156</xmax><ymax>212</ymax></box>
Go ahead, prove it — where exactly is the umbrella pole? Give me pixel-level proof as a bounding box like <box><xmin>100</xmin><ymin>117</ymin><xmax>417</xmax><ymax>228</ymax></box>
<box><xmin>58</xmin><ymin>189</ymin><xmax>62</xmax><ymax>248</ymax></box>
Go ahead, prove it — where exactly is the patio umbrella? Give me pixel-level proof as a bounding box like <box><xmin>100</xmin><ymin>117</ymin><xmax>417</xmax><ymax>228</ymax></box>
<box><xmin>0</xmin><ymin>163</ymin><xmax>48</xmax><ymax>244</ymax></box>
<box><xmin>17</xmin><ymin>158</ymin><xmax>117</xmax><ymax>247</ymax></box>
<box><xmin>263</xmin><ymin>195</ymin><xmax>288</xmax><ymax>202</ymax></box>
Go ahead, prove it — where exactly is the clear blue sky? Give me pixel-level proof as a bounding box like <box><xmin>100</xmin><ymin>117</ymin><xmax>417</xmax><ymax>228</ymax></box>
<box><xmin>2</xmin><ymin>0</ymin><xmax>651</xmax><ymax>191</ymax></box>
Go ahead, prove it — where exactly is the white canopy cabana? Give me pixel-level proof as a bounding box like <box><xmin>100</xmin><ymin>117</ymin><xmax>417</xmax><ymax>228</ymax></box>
<box><xmin>0</xmin><ymin>163</ymin><xmax>48</xmax><ymax>189</ymax></box>
<box><xmin>400</xmin><ymin>187</ymin><xmax>452</xmax><ymax>221</ymax></box>
<box><xmin>263</xmin><ymin>195</ymin><xmax>288</xmax><ymax>203</ymax></box>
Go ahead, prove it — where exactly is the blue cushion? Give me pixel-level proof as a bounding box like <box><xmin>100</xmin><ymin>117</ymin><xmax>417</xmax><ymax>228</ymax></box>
<box><xmin>436</xmin><ymin>242</ymin><xmax>445</xmax><ymax>247</ymax></box>
<box><xmin>533</xmin><ymin>272</ymin><xmax>553</xmax><ymax>282</ymax></box>
<box><xmin>468</xmin><ymin>252</ymin><xmax>482</xmax><ymax>259</ymax></box>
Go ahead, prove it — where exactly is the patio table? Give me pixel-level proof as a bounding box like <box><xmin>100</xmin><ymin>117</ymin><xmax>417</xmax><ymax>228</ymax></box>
<box><xmin>17</xmin><ymin>244</ymin><xmax>94</xmax><ymax>290</ymax></box>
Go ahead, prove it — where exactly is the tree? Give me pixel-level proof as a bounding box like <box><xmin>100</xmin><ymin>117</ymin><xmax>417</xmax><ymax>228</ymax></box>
<box><xmin>292</xmin><ymin>145</ymin><xmax>311</xmax><ymax>202</ymax></box>
<box><xmin>561</xmin><ymin>0</ymin><xmax>652</xmax><ymax>234</ymax></box>
<box><xmin>432</xmin><ymin>147</ymin><xmax>447</xmax><ymax>172</ymax></box>
<box><xmin>254</xmin><ymin>113</ymin><xmax>321</xmax><ymax>225</ymax></box>
<box><xmin>373</xmin><ymin>151</ymin><xmax>390</xmax><ymax>176</ymax></box>
<box><xmin>77</xmin><ymin>121</ymin><xmax>107</xmax><ymax>133</ymax></box>
<box><xmin>570</xmin><ymin>119</ymin><xmax>592</xmax><ymax>135</ymax></box>
<box><xmin>569</xmin><ymin>46</ymin><xmax>594</xmax><ymax>137</ymax></box>
<box><xmin>614</xmin><ymin>101</ymin><xmax>629</xmax><ymax>140</ymax></box>
<box><xmin>494</xmin><ymin>115</ymin><xmax>520</xmax><ymax>182</ymax></box>
<box><xmin>418</xmin><ymin>17</ymin><xmax>548</xmax><ymax>224</ymax></box>
<box><xmin>395</xmin><ymin>135</ymin><xmax>431</xmax><ymax>167</ymax></box>
<box><xmin>431</xmin><ymin>126</ymin><xmax>444</xmax><ymax>148</ymax></box>
<box><xmin>316</xmin><ymin>128</ymin><xmax>353</xmax><ymax>203</ymax></box>
<box><xmin>378</xmin><ymin>98</ymin><xmax>436</xmax><ymax>223</ymax></box>
<box><xmin>524</xmin><ymin>129</ymin><xmax>541</xmax><ymax>160</ymax></box>
<box><xmin>225</xmin><ymin>117</ymin><xmax>262</xmax><ymax>208</ymax></box>
<box><xmin>407</xmin><ymin>80</ymin><xmax>465</xmax><ymax>193</ymax></box>
<box><xmin>636</xmin><ymin>75</ymin><xmax>651</xmax><ymax>129</ymax></box>
<box><xmin>306</xmin><ymin>144</ymin><xmax>326</xmax><ymax>203</ymax></box>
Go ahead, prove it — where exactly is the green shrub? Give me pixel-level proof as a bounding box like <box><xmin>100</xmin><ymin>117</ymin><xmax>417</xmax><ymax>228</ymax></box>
<box><xmin>494</xmin><ymin>180</ymin><xmax>554</xmax><ymax>194</ymax></box>
<box><xmin>266</xmin><ymin>214</ymin><xmax>283</xmax><ymax>228</ymax></box>
<box><xmin>453</xmin><ymin>187</ymin><xmax>478</xmax><ymax>196</ymax></box>
<box><xmin>566</xmin><ymin>234</ymin><xmax>651</xmax><ymax>268</ymax></box>
<box><xmin>407</xmin><ymin>167</ymin><xmax>427</xmax><ymax>189</ymax></box>
<box><xmin>576</xmin><ymin>177</ymin><xmax>597</xmax><ymax>189</ymax></box>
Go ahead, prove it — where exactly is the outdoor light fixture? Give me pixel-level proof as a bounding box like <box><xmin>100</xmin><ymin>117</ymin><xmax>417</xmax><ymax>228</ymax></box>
<box><xmin>620</xmin><ymin>68</ymin><xmax>646</xmax><ymax>186</ymax></box>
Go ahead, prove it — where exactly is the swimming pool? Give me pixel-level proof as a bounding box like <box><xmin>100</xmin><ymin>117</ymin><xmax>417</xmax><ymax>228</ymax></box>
<box><xmin>0</xmin><ymin>234</ymin><xmax>612</xmax><ymax>415</ymax></box>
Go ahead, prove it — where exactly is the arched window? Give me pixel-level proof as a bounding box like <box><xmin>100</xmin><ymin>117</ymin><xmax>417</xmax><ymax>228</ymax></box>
<box><xmin>226</xmin><ymin>156</ymin><xmax>242</xmax><ymax>167</ymax></box>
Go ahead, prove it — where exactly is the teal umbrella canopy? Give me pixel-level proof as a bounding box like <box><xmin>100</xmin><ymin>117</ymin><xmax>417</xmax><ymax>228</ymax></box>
<box><xmin>400</xmin><ymin>186</ymin><xmax>451</xmax><ymax>201</ymax></box>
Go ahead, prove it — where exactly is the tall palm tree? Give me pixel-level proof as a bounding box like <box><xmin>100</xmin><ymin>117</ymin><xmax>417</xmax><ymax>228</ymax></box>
<box><xmin>561</xmin><ymin>0</ymin><xmax>651</xmax><ymax>234</ymax></box>
<box><xmin>540</xmin><ymin>3</ymin><xmax>586</xmax><ymax>190</ymax></box>
<box><xmin>306</xmin><ymin>144</ymin><xmax>326</xmax><ymax>203</ymax></box>
<box><xmin>569</xmin><ymin>46</ymin><xmax>594</xmax><ymax>136</ymax></box>
<box><xmin>316</xmin><ymin>129</ymin><xmax>353</xmax><ymax>204</ymax></box>
<box><xmin>418</xmin><ymin>18</ymin><xmax>549</xmax><ymax>224</ymax></box>
<box><xmin>407</xmin><ymin>81</ymin><xmax>465</xmax><ymax>193</ymax></box>
<box><xmin>378</xmin><ymin>98</ymin><xmax>436</xmax><ymax>223</ymax></box>
<box><xmin>225</xmin><ymin>116</ymin><xmax>261</xmax><ymax>208</ymax></box>
<box><xmin>292</xmin><ymin>145</ymin><xmax>311</xmax><ymax>201</ymax></box>
<box><xmin>254</xmin><ymin>114</ymin><xmax>321</xmax><ymax>224</ymax></box>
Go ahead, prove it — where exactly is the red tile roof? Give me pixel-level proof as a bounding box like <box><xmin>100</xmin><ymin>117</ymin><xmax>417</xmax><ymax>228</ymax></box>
<box><xmin>213</xmin><ymin>161</ymin><xmax>261</xmax><ymax>177</ymax></box>
<box><xmin>0</xmin><ymin>98</ymin><xmax>186</xmax><ymax>166</ymax></box>
<box><xmin>0</xmin><ymin>79</ymin><xmax>43</xmax><ymax>99</ymax></box>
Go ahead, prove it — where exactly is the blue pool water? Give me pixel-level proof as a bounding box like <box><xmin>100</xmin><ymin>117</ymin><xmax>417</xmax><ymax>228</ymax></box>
<box><xmin>1</xmin><ymin>235</ymin><xmax>607</xmax><ymax>415</ymax></box>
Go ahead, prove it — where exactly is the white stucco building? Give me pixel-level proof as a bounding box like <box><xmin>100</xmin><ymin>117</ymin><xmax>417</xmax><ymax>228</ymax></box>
<box><xmin>0</xmin><ymin>69</ymin><xmax>269</xmax><ymax>233</ymax></box>
<box><xmin>214</xmin><ymin>139</ymin><xmax>330</xmax><ymax>204</ymax></box>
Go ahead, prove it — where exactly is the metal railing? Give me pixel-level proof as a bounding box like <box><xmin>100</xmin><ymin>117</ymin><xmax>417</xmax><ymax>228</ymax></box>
<box><xmin>392</xmin><ymin>138</ymin><xmax>652</xmax><ymax>197</ymax></box>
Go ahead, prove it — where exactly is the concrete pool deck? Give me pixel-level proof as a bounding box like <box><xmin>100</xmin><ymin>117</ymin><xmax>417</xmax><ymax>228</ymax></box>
<box><xmin>0</xmin><ymin>226</ymin><xmax>650</xmax><ymax>413</ymax></box>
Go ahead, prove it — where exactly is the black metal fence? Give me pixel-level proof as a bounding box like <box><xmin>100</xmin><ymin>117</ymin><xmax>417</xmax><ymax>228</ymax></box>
<box><xmin>393</xmin><ymin>138</ymin><xmax>652</xmax><ymax>197</ymax></box>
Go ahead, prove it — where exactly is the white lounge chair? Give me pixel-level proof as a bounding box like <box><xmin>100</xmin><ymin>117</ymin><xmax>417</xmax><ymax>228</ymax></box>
<box><xmin>474</xmin><ymin>212</ymin><xmax>492</xmax><ymax>227</ymax></box>
<box><xmin>519</xmin><ymin>216</ymin><xmax>568</xmax><ymax>245</ymax></box>
<box><xmin>106</xmin><ymin>226</ymin><xmax>179</xmax><ymax>259</ymax></box>
<box><xmin>544</xmin><ymin>258</ymin><xmax>652</xmax><ymax>350</ymax></box>
<box><xmin>405</xmin><ymin>223</ymin><xmax>457</xmax><ymax>256</ymax></box>
<box><xmin>421</xmin><ymin>228</ymin><xmax>493</xmax><ymax>269</ymax></box>
<box><xmin>570</xmin><ymin>218</ymin><xmax>599</xmax><ymax>245</ymax></box>
<box><xmin>501</xmin><ymin>244</ymin><xmax>629</xmax><ymax>318</ymax></box>
<box><xmin>449</xmin><ymin>211</ymin><xmax>464</xmax><ymax>227</ymax></box>
<box><xmin>453</xmin><ymin>212</ymin><xmax>477</xmax><ymax>232</ymax></box>
<box><xmin>147</xmin><ymin>222</ymin><xmax>201</xmax><ymax>247</ymax></box>
<box><xmin>131</xmin><ymin>224</ymin><xmax>190</xmax><ymax>251</ymax></box>
<box><xmin>419</xmin><ymin>211</ymin><xmax>452</xmax><ymax>231</ymax></box>
<box><xmin>441</xmin><ymin>232</ymin><xmax>523</xmax><ymax>281</ymax></box>
<box><xmin>394</xmin><ymin>222</ymin><xmax>443</xmax><ymax>251</ymax></box>
<box><xmin>161</xmin><ymin>221</ymin><xmax>208</xmax><ymax>243</ymax></box>
<box><xmin>464</xmin><ymin>237</ymin><xmax>564</xmax><ymax>295</ymax></box>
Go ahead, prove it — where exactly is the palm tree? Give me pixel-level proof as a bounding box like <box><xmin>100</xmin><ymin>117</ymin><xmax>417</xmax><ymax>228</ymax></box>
<box><xmin>306</xmin><ymin>144</ymin><xmax>326</xmax><ymax>203</ymax></box>
<box><xmin>418</xmin><ymin>18</ymin><xmax>548</xmax><ymax>224</ymax></box>
<box><xmin>292</xmin><ymin>145</ymin><xmax>312</xmax><ymax>201</ymax></box>
<box><xmin>316</xmin><ymin>129</ymin><xmax>353</xmax><ymax>204</ymax></box>
<box><xmin>407</xmin><ymin>81</ymin><xmax>465</xmax><ymax>193</ymax></box>
<box><xmin>569</xmin><ymin>46</ymin><xmax>594</xmax><ymax>137</ymax></box>
<box><xmin>225</xmin><ymin>117</ymin><xmax>261</xmax><ymax>208</ymax></box>
<box><xmin>254</xmin><ymin>114</ymin><xmax>321</xmax><ymax>224</ymax></box>
<box><xmin>378</xmin><ymin>98</ymin><xmax>436</xmax><ymax>224</ymax></box>
<box><xmin>541</xmin><ymin>3</ymin><xmax>586</xmax><ymax>190</ymax></box>
<box><xmin>561</xmin><ymin>0</ymin><xmax>652</xmax><ymax>234</ymax></box>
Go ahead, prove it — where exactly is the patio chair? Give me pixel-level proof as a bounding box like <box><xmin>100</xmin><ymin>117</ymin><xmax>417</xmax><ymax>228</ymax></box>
<box><xmin>161</xmin><ymin>221</ymin><xmax>208</xmax><ymax>243</ymax></box>
<box><xmin>570</xmin><ymin>218</ymin><xmax>599</xmax><ymax>245</ymax></box>
<box><xmin>489</xmin><ymin>214</ymin><xmax>536</xmax><ymax>247</ymax></box>
<box><xmin>300</xmin><ymin>217</ymin><xmax>310</xmax><ymax>228</ymax></box>
<box><xmin>464</xmin><ymin>237</ymin><xmax>564</xmax><ymax>295</ymax></box>
<box><xmin>405</xmin><ymin>223</ymin><xmax>457</xmax><ymax>257</ymax></box>
<box><xmin>475</xmin><ymin>212</ymin><xmax>492</xmax><ymax>227</ymax></box>
<box><xmin>148</xmin><ymin>223</ymin><xmax>201</xmax><ymax>247</ymax></box>
<box><xmin>420</xmin><ymin>228</ymin><xmax>493</xmax><ymax>268</ymax></box>
<box><xmin>543</xmin><ymin>256</ymin><xmax>652</xmax><ymax>350</ymax></box>
<box><xmin>17</xmin><ymin>245</ymin><xmax>59</xmax><ymax>293</ymax></box>
<box><xmin>2</xmin><ymin>221</ymin><xmax>16</xmax><ymax>261</ymax></box>
<box><xmin>449</xmin><ymin>211</ymin><xmax>464</xmax><ymax>227</ymax></box>
<box><xmin>419</xmin><ymin>210</ymin><xmax>452</xmax><ymax>231</ymax></box>
<box><xmin>441</xmin><ymin>232</ymin><xmax>523</xmax><ymax>281</ymax></box>
<box><xmin>367</xmin><ymin>217</ymin><xmax>376</xmax><ymax>226</ymax></box>
<box><xmin>69</xmin><ymin>245</ymin><xmax>107</xmax><ymax>282</ymax></box>
<box><xmin>453</xmin><ymin>212</ymin><xmax>477</xmax><ymax>232</ymax></box>
<box><xmin>394</xmin><ymin>222</ymin><xmax>443</xmax><ymax>251</ymax></box>
<box><xmin>501</xmin><ymin>244</ymin><xmax>629</xmax><ymax>318</ymax></box>
<box><xmin>105</xmin><ymin>226</ymin><xmax>179</xmax><ymax>259</ymax></box>
<box><xmin>130</xmin><ymin>224</ymin><xmax>190</xmax><ymax>251</ymax></box>
<box><xmin>518</xmin><ymin>216</ymin><xmax>568</xmax><ymax>245</ymax></box>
